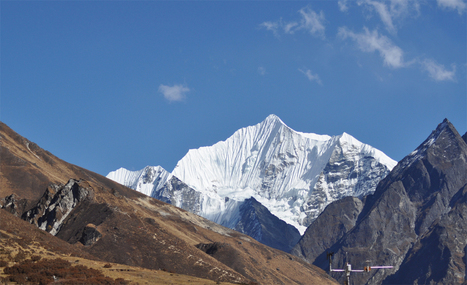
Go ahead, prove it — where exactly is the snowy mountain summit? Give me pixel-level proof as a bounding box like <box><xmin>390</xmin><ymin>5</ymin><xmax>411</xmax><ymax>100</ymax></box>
<box><xmin>108</xmin><ymin>115</ymin><xmax>396</xmax><ymax>240</ymax></box>
<box><xmin>171</xmin><ymin>114</ymin><xmax>396</xmax><ymax>234</ymax></box>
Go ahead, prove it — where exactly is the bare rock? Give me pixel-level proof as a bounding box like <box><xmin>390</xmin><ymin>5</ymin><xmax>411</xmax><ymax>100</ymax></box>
<box><xmin>22</xmin><ymin>179</ymin><xmax>92</xmax><ymax>235</ymax></box>
<box><xmin>79</xmin><ymin>224</ymin><xmax>102</xmax><ymax>246</ymax></box>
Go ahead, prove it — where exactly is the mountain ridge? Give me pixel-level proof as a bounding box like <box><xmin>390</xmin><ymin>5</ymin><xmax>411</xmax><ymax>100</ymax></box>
<box><xmin>293</xmin><ymin>118</ymin><xmax>467</xmax><ymax>284</ymax></box>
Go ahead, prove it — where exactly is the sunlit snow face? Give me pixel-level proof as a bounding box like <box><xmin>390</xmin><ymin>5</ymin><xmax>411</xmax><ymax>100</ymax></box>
<box><xmin>166</xmin><ymin>116</ymin><xmax>396</xmax><ymax>234</ymax></box>
<box><xmin>108</xmin><ymin>117</ymin><xmax>396</xmax><ymax>235</ymax></box>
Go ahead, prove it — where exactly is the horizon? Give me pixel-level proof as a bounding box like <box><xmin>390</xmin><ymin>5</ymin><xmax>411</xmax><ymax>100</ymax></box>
<box><xmin>2</xmin><ymin>1</ymin><xmax>466</xmax><ymax>176</ymax></box>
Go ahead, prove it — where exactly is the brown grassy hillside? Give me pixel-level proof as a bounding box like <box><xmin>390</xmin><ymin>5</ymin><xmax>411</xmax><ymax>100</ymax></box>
<box><xmin>0</xmin><ymin>121</ymin><xmax>338</xmax><ymax>285</ymax></box>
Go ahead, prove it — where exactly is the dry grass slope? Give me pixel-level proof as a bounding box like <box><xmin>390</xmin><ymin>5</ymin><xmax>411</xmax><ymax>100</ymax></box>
<box><xmin>0</xmin><ymin>121</ymin><xmax>338</xmax><ymax>285</ymax></box>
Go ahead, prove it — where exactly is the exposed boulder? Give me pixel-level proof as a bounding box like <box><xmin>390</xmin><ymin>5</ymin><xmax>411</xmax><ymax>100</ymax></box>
<box><xmin>79</xmin><ymin>223</ymin><xmax>102</xmax><ymax>246</ymax></box>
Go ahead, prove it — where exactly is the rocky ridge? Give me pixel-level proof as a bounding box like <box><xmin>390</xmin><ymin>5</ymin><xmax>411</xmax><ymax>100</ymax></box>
<box><xmin>292</xmin><ymin>119</ymin><xmax>467</xmax><ymax>285</ymax></box>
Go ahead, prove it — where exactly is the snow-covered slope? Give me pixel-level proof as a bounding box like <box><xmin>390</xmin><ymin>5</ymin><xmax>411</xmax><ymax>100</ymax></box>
<box><xmin>107</xmin><ymin>166</ymin><xmax>172</xmax><ymax>197</ymax></box>
<box><xmin>107</xmin><ymin>166</ymin><xmax>204</xmax><ymax>214</ymax></box>
<box><xmin>108</xmin><ymin>114</ymin><xmax>396</xmax><ymax>235</ymax></box>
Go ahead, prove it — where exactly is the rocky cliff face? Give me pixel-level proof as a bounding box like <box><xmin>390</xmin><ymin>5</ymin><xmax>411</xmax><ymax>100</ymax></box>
<box><xmin>384</xmin><ymin>184</ymin><xmax>467</xmax><ymax>284</ymax></box>
<box><xmin>153</xmin><ymin>176</ymin><xmax>203</xmax><ymax>215</ymax></box>
<box><xmin>293</xmin><ymin>119</ymin><xmax>467</xmax><ymax>285</ymax></box>
<box><xmin>107</xmin><ymin>166</ymin><xmax>203</xmax><ymax>216</ymax></box>
<box><xmin>20</xmin><ymin>179</ymin><xmax>113</xmax><ymax>247</ymax></box>
<box><xmin>22</xmin><ymin>179</ymin><xmax>93</xmax><ymax>236</ymax></box>
<box><xmin>0</xmin><ymin>194</ymin><xmax>28</xmax><ymax>217</ymax></box>
<box><xmin>291</xmin><ymin>196</ymin><xmax>363</xmax><ymax>261</ymax></box>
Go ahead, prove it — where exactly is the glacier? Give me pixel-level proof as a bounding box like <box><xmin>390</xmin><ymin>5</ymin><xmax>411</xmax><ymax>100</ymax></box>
<box><xmin>108</xmin><ymin>114</ymin><xmax>396</xmax><ymax>235</ymax></box>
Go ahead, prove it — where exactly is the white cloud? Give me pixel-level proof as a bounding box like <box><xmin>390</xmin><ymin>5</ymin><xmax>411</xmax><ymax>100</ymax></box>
<box><xmin>158</xmin><ymin>84</ymin><xmax>190</xmax><ymax>102</ymax></box>
<box><xmin>339</xmin><ymin>0</ymin><xmax>349</xmax><ymax>12</ymax></box>
<box><xmin>387</xmin><ymin>0</ymin><xmax>420</xmax><ymax>17</ymax></box>
<box><xmin>260</xmin><ymin>6</ymin><xmax>325</xmax><ymax>38</ymax></box>
<box><xmin>366</xmin><ymin>0</ymin><xmax>396</xmax><ymax>34</ymax></box>
<box><xmin>338</xmin><ymin>26</ymin><xmax>405</xmax><ymax>68</ymax></box>
<box><xmin>258</xmin><ymin>66</ymin><xmax>267</xmax><ymax>76</ymax></box>
<box><xmin>284</xmin><ymin>22</ymin><xmax>299</xmax><ymax>34</ymax></box>
<box><xmin>357</xmin><ymin>0</ymin><xmax>421</xmax><ymax>33</ymax></box>
<box><xmin>421</xmin><ymin>59</ymin><xmax>456</xmax><ymax>81</ymax></box>
<box><xmin>338</xmin><ymin>27</ymin><xmax>457</xmax><ymax>82</ymax></box>
<box><xmin>299</xmin><ymin>68</ymin><xmax>323</xmax><ymax>85</ymax></box>
<box><xmin>437</xmin><ymin>0</ymin><xmax>466</xmax><ymax>14</ymax></box>
<box><xmin>298</xmin><ymin>7</ymin><xmax>326</xmax><ymax>38</ymax></box>
<box><xmin>259</xmin><ymin>21</ymin><xmax>280</xmax><ymax>37</ymax></box>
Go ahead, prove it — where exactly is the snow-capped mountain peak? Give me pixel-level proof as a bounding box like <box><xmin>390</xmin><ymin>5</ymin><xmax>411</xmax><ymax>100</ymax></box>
<box><xmin>336</xmin><ymin>132</ymin><xmax>397</xmax><ymax>170</ymax></box>
<box><xmin>170</xmin><ymin>115</ymin><xmax>396</xmax><ymax>234</ymax></box>
<box><xmin>108</xmin><ymin>115</ymin><xmax>396</xmax><ymax>237</ymax></box>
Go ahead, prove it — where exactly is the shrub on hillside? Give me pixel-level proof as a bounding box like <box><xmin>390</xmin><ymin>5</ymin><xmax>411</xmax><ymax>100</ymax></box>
<box><xmin>2</xmin><ymin>257</ymin><xmax>129</xmax><ymax>285</ymax></box>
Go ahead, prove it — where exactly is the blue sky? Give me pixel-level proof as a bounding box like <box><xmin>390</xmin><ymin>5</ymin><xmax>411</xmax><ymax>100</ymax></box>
<box><xmin>2</xmin><ymin>0</ymin><xmax>466</xmax><ymax>176</ymax></box>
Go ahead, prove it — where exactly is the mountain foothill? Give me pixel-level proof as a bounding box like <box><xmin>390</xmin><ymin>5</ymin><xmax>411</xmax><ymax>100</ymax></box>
<box><xmin>0</xmin><ymin>121</ymin><xmax>336</xmax><ymax>284</ymax></box>
<box><xmin>1</xmin><ymin>115</ymin><xmax>466</xmax><ymax>285</ymax></box>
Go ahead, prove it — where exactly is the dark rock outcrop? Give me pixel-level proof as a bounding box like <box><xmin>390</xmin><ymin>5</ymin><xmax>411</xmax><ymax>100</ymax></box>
<box><xmin>291</xmin><ymin>196</ymin><xmax>363</xmax><ymax>261</ymax></box>
<box><xmin>234</xmin><ymin>197</ymin><xmax>301</xmax><ymax>253</ymax></box>
<box><xmin>21</xmin><ymin>178</ymin><xmax>113</xmax><ymax>246</ymax></box>
<box><xmin>22</xmin><ymin>179</ymin><xmax>93</xmax><ymax>235</ymax></box>
<box><xmin>79</xmin><ymin>224</ymin><xmax>102</xmax><ymax>246</ymax></box>
<box><xmin>293</xmin><ymin>119</ymin><xmax>467</xmax><ymax>285</ymax></box>
<box><xmin>0</xmin><ymin>194</ymin><xmax>28</xmax><ymax>217</ymax></box>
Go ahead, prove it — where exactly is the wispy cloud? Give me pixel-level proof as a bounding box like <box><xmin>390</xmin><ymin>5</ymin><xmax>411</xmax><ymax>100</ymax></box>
<box><xmin>258</xmin><ymin>66</ymin><xmax>267</xmax><ymax>76</ymax></box>
<box><xmin>260</xmin><ymin>6</ymin><xmax>326</xmax><ymax>39</ymax></box>
<box><xmin>421</xmin><ymin>59</ymin><xmax>456</xmax><ymax>81</ymax></box>
<box><xmin>158</xmin><ymin>84</ymin><xmax>190</xmax><ymax>102</ymax></box>
<box><xmin>437</xmin><ymin>0</ymin><xmax>466</xmax><ymax>14</ymax></box>
<box><xmin>283</xmin><ymin>22</ymin><xmax>299</xmax><ymax>34</ymax></box>
<box><xmin>338</xmin><ymin>26</ymin><xmax>405</xmax><ymax>68</ymax></box>
<box><xmin>338</xmin><ymin>0</ymin><xmax>349</xmax><ymax>12</ymax></box>
<box><xmin>356</xmin><ymin>0</ymin><xmax>420</xmax><ymax>34</ymax></box>
<box><xmin>365</xmin><ymin>0</ymin><xmax>396</xmax><ymax>34</ymax></box>
<box><xmin>299</xmin><ymin>68</ymin><xmax>323</xmax><ymax>85</ymax></box>
<box><xmin>259</xmin><ymin>21</ymin><xmax>280</xmax><ymax>37</ymax></box>
<box><xmin>298</xmin><ymin>7</ymin><xmax>326</xmax><ymax>38</ymax></box>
